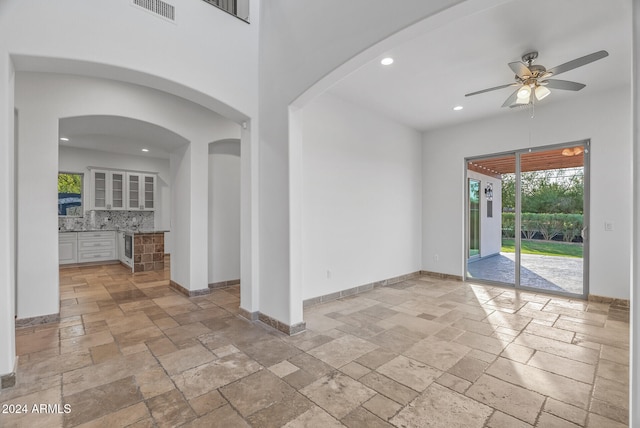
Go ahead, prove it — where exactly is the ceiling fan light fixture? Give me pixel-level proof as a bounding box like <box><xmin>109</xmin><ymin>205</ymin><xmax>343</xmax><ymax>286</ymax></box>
<box><xmin>535</xmin><ymin>85</ymin><xmax>551</xmax><ymax>101</ymax></box>
<box><xmin>517</xmin><ymin>85</ymin><xmax>531</xmax><ymax>99</ymax></box>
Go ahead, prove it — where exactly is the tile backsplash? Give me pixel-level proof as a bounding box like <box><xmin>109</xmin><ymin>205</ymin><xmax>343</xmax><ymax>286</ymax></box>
<box><xmin>59</xmin><ymin>210</ymin><xmax>154</xmax><ymax>231</ymax></box>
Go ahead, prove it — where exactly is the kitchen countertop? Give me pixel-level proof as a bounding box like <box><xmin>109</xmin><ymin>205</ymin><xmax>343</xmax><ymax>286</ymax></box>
<box><xmin>59</xmin><ymin>228</ymin><xmax>169</xmax><ymax>234</ymax></box>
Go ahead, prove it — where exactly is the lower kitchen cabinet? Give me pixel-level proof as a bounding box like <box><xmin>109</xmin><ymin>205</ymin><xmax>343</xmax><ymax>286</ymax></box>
<box><xmin>77</xmin><ymin>231</ymin><xmax>116</xmax><ymax>262</ymax></box>
<box><xmin>59</xmin><ymin>232</ymin><xmax>78</xmax><ymax>264</ymax></box>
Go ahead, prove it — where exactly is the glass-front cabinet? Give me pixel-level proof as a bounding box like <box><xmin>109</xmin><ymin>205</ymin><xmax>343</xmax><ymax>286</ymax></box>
<box><xmin>111</xmin><ymin>172</ymin><xmax>125</xmax><ymax>209</ymax></box>
<box><xmin>90</xmin><ymin>168</ymin><xmax>155</xmax><ymax>211</ymax></box>
<box><xmin>126</xmin><ymin>172</ymin><xmax>155</xmax><ymax>211</ymax></box>
<box><xmin>90</xmin><ymin>169</ymin><xmax>126</xmax><ymax>211</ymax></box>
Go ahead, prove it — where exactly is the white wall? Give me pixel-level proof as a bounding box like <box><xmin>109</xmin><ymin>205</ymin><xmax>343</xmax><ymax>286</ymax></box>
<box><xmin>422</xmin><ymin>87</ymin><xmax>632</xmax><ymax>299</ymax></box>
<box><xmin>59</xmin><ymin>145</ymin><xmax>173</xmax><ymax>252</ymax></box>
<box><xmin>15</xmin><ymin>72</ymin><xmax>239</xmax><ymax>319</ymax></box>
<box><xmin>208</xmin><ymin>140</ymin><xmax>241</xmax><ymax>284</ymax></box>
<box><xmin>260</xmin><ymin>0</ymin><xmax>468</xmax><ymax>325</ymax></box>
<box><xmin>467</xmin><ymin>169</ymin><xmax>502</xmax><ymax>257</ymax></box>
<box><xmin>0</xmin><ymin>0</ymin><xmax>258</xmax><ymax>121</ymax></box>
<box><xmin>0</xmin><ymin>57</ymin><xmax>16</xmax><ymax>376</ymax></box>
<box><xmin>300</xmin><ymin>93</ymin><xmax>422</xmax><ymax>300</ymax></box>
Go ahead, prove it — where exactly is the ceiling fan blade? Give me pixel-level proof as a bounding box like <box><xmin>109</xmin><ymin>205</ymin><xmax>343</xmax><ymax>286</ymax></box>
<box><xmin>508</xmin><ymin>61</ymin><xmax>532</xmax><ymax>79</ymax></box>
<box><xmin>542</xmin><ymin>79</ymin><xmax>586</xmax><ymax>91</ymax></box>
<box><xmin>546</xmin><ymin>50</ymin><xmax>608</xmax><ymax>77</ymax></box>
<box><xmin>501</xmin><ymin>89</ymin><xmax>519</xmax><ymax>108</ymax></box>
<box><xmin>465</xmin><ymin>83</ymin><xmax>517</xmax><ymax>97</ymax></box>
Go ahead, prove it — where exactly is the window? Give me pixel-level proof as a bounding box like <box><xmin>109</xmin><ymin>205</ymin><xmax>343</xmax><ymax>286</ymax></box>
<box><xmin>58</xmin><ymin>172</ymin><xmax>84</xmax><ymax>216</ymax></box>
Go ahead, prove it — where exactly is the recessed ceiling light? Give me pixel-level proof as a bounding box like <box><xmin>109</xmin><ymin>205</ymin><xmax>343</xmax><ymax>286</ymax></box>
<box><xmin>380</xmin><ymin>57</ymin><xmax>394</xmax><ymax>66</ymax></box>
<box><xmin>59</xmin><ymin>137</ymin><xmax>69</xmax><ymax>141</ymax></box>
<box><xmin>453</xmin><ymin>106</ymin><xmax>464</xmax><ymax>111</ymax></box>
<box><xmin>141</xmin><ymin>148</ymin><xmax>149</xmax><ymax>152</ymax></box>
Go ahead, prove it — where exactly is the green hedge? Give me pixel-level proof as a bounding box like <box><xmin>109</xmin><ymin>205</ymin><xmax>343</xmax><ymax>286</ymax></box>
<box><xmin>502</xmin><ymin>213</ymin><xmax>583</xmax><ymax>242</ymax></box>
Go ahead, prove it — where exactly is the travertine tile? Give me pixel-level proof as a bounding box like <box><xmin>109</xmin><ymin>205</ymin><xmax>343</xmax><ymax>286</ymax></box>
<box><xmin>404</xmin><ymin>336</ymin><xmax>471</xmax><ymax>371</ymax></box>
<box><xmin>63</xmin><ymin>376</ymin><xmax>143</xmax><ymax>426</ymax></box>
<box><xmin>269</xmin><ymin>360</ymin><xmax>300</xmax><ymax>378</ymax></box>
<box><xmin>282</xmin><ymin>405</ymin><xmax>344</xmax><ymax>428</ymax></box>
<box><xmin>486</xmin><ymin>357</ymin><xmax>592</xmax><ymax>408</ymax></box>
<box><xmin>376</xmin><ymin>355</ymin><xmax>441</xmax><ymax>392</ymax></box>
<box><xmin>359</xmin><ymin>372</ymin><xmax>418</xmax><ymax>406</ymax></box>
<box><xmin>308</xmin><ymin>335</ymin><xmax>378</xmax><ymax>368</ymax></box>
<box><xmin>486</xmin><ymin>411</ymin><xmax>533</xmax><ymax>428</ymax></box>
<box><xmin>536</xmin><ymin>412</ymin><xmax>582</xmax><ymax>427</ymax></box>
<box><xmin>362</xmin><ymin>394</ymin><xmax>403</xmax><ymax>421</ymax></box>
<box><xmin>188</xmin><ymin>390</ymin><xmax>228</xmax><ymax>416</ymax></box>
<box><xmin>545</xmin><ymin>398</ymin><xmax>587</xmax><ymax>426</ymax></box>
<box><xmin>157</xmin><ymin>343</ymin><xmax>216</xmax><ymax>375</ymax></box>
<box><xmin>391</xmin><ymin>383</ymin><xmax>492</xmax><ymax>428</ymax></box>
<box><xmin>340</xmin><ymin>361</ymin><xmax>371</xmax><ymax>379</ymax></box>
<box><xmin>300</xmin><ymin>372</ymin><xmax>375</xmax><ymax>419</ymax></box>
<box><xmin>466</xmin><ymin>374</ymin><xmax>545</xmax><ymax>424</ymax></box>
<box><xmin>529</xmin><ymin>351</ymin><xmax>595</xmax><ymax>384</ymax></box>
<box><xmin>513</xmin><ymin>333</ymin><xmax>599</xmax><ymax>364</ymax></box>
<box><xmin>146</xmin><ymin>389</ymin><xmax>196</xmax><ymax>428</ymax></box>
<box><xmin>12</xmin><ymin>264</ymin><xmax>628</xmax><ymax>428</ymax></box>
<box><xmin>586</xmin><ymin>413</ymin><xmax>628</xmax><ymax>428</ymax></box>
<box><xmin>220</xmin><ymin>370</ymin><xmax>295</xmax><ymax>417</ymax></box>
<box><xmin>172</xmin><ymin>353</ymin><xmax>262</xmax><ymax>399</ymax></box>
<box><xmin>341</xmin><ymin>406</ymin><xmax>392</xmax><ymax>428</ymax></box>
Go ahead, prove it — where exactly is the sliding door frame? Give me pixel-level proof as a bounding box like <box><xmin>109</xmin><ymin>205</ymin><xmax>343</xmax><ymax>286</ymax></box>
<box><xmin>464</xmin><ymin>139</ymin><xmax>590</xmax><ymax>299</ymax></box>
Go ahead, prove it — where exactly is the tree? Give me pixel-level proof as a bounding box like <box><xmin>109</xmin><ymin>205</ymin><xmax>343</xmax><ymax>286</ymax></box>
<box><xmin>58</xmin><ymin>173</ymin><xmax>82</xmax><ymax>194</ymax></box>
<box><xmin>501</xmin><ymin>168</ymin><xmax>583</xmax><ymax>214</ymax></box>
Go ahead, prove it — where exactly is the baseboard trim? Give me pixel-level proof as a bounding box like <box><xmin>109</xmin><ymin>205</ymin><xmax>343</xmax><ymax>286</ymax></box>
<box><xmin>209</xmin><ymin>279</ymin><xmax>241</xmax><ymax>290</ymax></box>
<box><xmin>60</xmin><ymin>260</ymin><xmax>120</xmax><ymax>269</ymax></box>
<box><xmin>420</xmin><ymin>270</ymin><xmax>464</xmax><ymax>281</ymax></box>
<box><xmin>588</xmin><ymin>294</ymin><xmax>630</xmax><ymax>308</ymax></box>
<box><xmin>16</xmin><ymin>313</ymin><xmax>60</xmax><ymax>328</ymax></box>
<box><xmin>258</xmin><ymin>312</ymin><xmax>306</xmax><ymax>335</ymax></box>
<box><xmin>303</xmin><ymin>271</ymin><xmax>422</xmax><ymax>309</ymax></box>
<box><xmin>169</xmin><ymin>280</ymin><xmax>211</xmax><ymax>297</ymax></box>
<box><xmin>238</xmin><ymin>308</ymin><xmax>259</xmax><ymax>321</ymax></box>
<box><xmin>1</xmin><ymin>358</ymin><xmax>17</xmax><ymax>389</ymax></box>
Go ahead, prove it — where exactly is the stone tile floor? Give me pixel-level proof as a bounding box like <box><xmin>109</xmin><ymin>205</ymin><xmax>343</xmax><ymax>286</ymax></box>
<box><xmin>0</xmin><ymin>261</ymin><xmax>629</xmax><ymax>427</ymax></box>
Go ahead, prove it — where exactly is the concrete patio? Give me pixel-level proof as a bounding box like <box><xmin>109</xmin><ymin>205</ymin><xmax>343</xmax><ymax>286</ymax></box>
<box><xmin>467</xmin><ymin>253</ymin><xmax>584</xmax><ymax>295</ymax></box>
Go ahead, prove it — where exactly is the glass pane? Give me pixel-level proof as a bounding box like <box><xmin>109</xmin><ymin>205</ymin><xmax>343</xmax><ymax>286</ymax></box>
<box><xmin>519</xmin><ymin>146</ymin><xmax>585</xmax><ymax>295</ymax></box>
<box><xmin>469</xmin><ymin>179</ymin><xmax>480</xmax><ymax>258</ymax></box>
<box><xmin>58</xmin><ymin>172</ymin><xmax>84</xmax><ymax>216</ymax></box>
<box><xmin>466</xmin><ymin>155</ymin><xmax>516</xmax><ymax>285</ymax></box>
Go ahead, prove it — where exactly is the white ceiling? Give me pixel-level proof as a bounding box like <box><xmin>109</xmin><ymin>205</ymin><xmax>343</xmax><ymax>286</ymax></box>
<box><xmin>328</xmin><ymin>0</ymin><xmax>632</xmax><ymax>132</ymax></box>
<box><xmin>57</xmin><ymin>0</ymin><xmax>632</xmax><ymax>152</ymax></box>
<box><xmin>59</xmin><ymin>115</ymin><xmax>189</xmax><ymax>159</ymax></box>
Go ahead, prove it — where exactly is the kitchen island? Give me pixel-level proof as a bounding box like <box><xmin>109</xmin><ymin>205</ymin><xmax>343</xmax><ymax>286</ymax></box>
<box><xmin>120</xmin><ymin>229</ymin><xmax>168</xmax><ymax>273</ymax></box>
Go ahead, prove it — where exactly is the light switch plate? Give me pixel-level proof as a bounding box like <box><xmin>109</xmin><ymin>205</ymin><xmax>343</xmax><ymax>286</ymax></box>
<box><xmin>604</xmin><ymin>221</ymin><xmax>614</xmax><ymax>231</ymax></box>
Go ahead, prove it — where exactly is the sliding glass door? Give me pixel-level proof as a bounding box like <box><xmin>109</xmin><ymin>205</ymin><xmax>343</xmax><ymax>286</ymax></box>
<box><xmin>465</xmin><ymin>142</ymin><xmax>589</xmax><ymax>298</ymax></box>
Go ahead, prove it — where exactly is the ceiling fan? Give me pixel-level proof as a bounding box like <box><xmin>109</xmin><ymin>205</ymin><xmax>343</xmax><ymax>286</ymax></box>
<box><xmin>465</xmin><ymin>50</ymin><xmax>609</xmax><ymax>107</ymax></box>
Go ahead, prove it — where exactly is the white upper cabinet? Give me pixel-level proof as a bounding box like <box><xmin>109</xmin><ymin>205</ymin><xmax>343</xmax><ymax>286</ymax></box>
<box><xmin>91</xmin><ymin>168</ymin><xmax>155</xmax><ymax>211</ymax></box>
<box><xmin>110</xmin><ymin>171</ymin><xmax>125</xmax><ymax>210</ymax></box>
<box><xmin>127</xmin><ymin>172</ymin><xmax>156</xmax><ymax>211</ymax></box>
<box><xmin>90</xmin><ymin>169</ymin><xmax>127</xmax><ymax>211</ymax></box>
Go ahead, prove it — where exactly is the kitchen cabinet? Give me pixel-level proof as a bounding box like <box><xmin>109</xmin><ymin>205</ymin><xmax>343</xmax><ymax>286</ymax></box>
<box><xmin>127</xmin><ymin>172</ymin><xmax>155</xmax><ymax>211</ymax></box>
<box><xmin>90</xmin><ymin>169</ymin><xmax>126</xmax><ymax>211</ymax></box>
<box><xmin>59</xmin><ymin>232</ymin><xmax>78</xmax><ymax>264</ymax></box>
<box><xmin>77</xmin><ymin>231</ymin><xmax>116</xmax><ymax>262</ymax></box>
<box><xmin>90</xmin><ymin>168</ymin><xmax>155</xmax><ymax>211</ymax></box>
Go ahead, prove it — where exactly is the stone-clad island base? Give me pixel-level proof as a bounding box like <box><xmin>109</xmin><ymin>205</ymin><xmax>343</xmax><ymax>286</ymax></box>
<box><xmin>132</xmin><ymin>232</ymin><xmax>165</xmax><ymax>272</ymax></box>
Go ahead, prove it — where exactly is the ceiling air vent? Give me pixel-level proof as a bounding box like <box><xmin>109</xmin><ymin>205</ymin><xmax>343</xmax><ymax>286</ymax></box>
<box><xmin>132</xmin><ymin>0</ymin><xmax>175</xmax><ymax>21</ymax></box>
